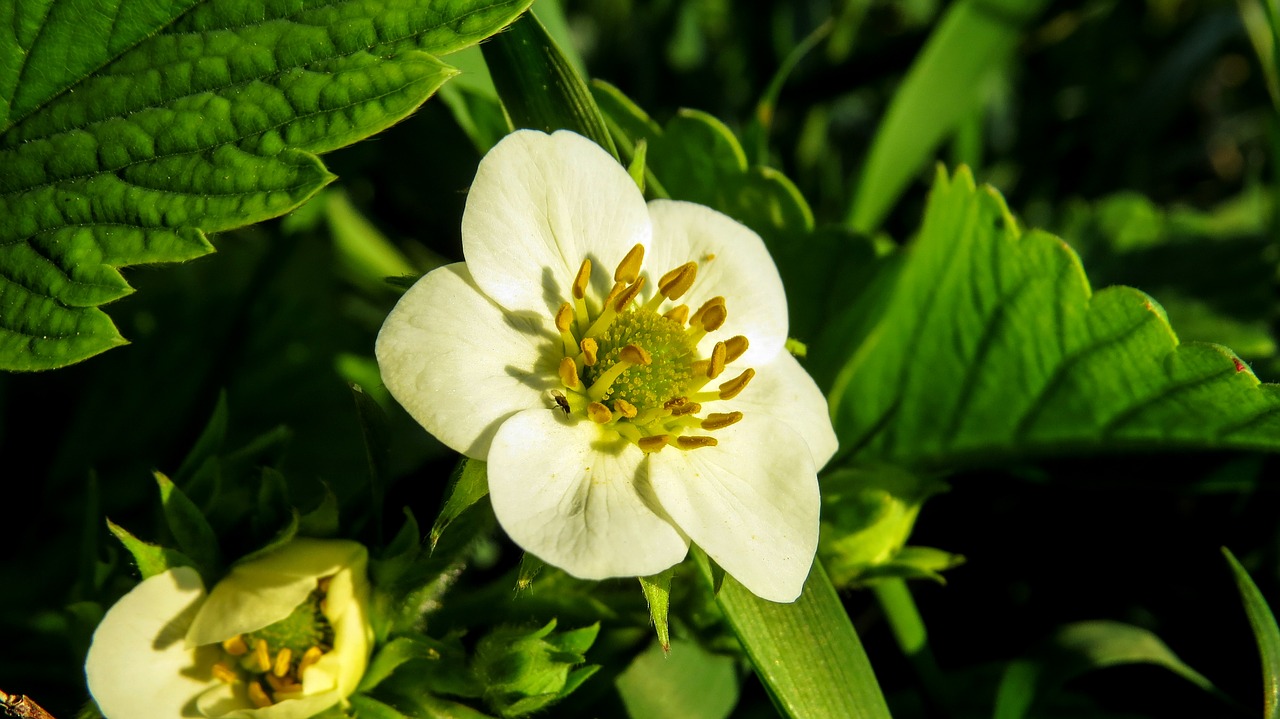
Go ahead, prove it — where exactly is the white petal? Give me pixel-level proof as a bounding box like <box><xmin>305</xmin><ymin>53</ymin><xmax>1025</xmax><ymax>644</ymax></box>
<box><xmin>488</xmin><ymin>409</ymin><xmax>689</xmax><ymax>579</ymax></box>
<box><xmin>731</xmin><ymin>352</ymin><xmax>838</xmax><ymax>469</ymax></box>
<box><xmin>86</xmin><ymin>567</ymin><xmax>217</xmax><ymax>719</ymax></box>
<box><xmin>462</xmin><ymin>130</ymin><xmax>652</xmax><ymax>316</ymax></box>
<box><xmin>648</xmin><ymin>418</ymin><xmax>820</xmax><ymax>603</ymax></box>
<box><xmin>376</xmin><ymin>263</ymin><xmax>559</xmax><ymax>459</ymax></box>
<box><xmin>317</xmin><ymin>559</ymin><xmax>373</xmax><ymax>699</ymax></box>
<box><xmin>645</xmin><ymin>200</ymin><xmax>788</xmax><ymax>364</ymax></box>
<box><xmin>198</xmin><ymin>685</ymin><xmax>341</xmax><ymax>719</ymax></box>
<box><xmin>186</xmin><ymin>540</ymin><xmax>367</xmax><ymax>647</ymax></box>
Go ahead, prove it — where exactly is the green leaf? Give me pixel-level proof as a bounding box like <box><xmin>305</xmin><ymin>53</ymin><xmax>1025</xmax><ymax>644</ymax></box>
<box><xmin>351</xmin><ymin>381</ymin><xmax>392</xmax><ymax>543</ymax></box>
<box><xmin>844</xmin><ymin>0</ymin><xmax>1050</xmax><ymax>233</ymax></box>
<box><xmin>615</xmin><ymin>639</ymin><xmax>739</xmax><ymax>719</ymax></box>
<box><xmin>1238</xmin><ymin>0</ymin><xmax>1280</xmax><ymax>111</ymax></box>
<box><xmin>174</xmin><ymin>391</ymin><xmax>228</xmax><ymax>483</ymax></box>
<box><xmin>105</xmin><ymin>518</ymin><xmax>194</xmax><ymax>580</ymax></box>
<box><xmin>326</xmin><ymin>190</ymin><xmax>417</xmax><ymax>294</ymax></box>
<box><xmin>696</xmin><ymin>554</ymin><xmax>892</xmax><ymax>719</ymax></box>
<box><xmin>430</xmin><ymin>459</ymin><xmax>490</xmax><ymax>551</ymax></box>
<box><xmin>829</xmin><ymin>167</ymin><xmax>1280</xmax><ymax>469</ymax></box>
<box><xmin>359</xmin><ymin>635</ymin><xmax>456</xmax><ymax>693</ymax></box>
<box><xmin>992</xmin><ymin>620</ymin><xmax>1220</xmax><ymax>719</ymax></box>
<box><xmin>483</xmin><ymin>10</ymin><xmax>617</xmax><ymax>157</ymax></box>
<box><xmin>297</xmin><ymin>483</ymin><xmax>341</xmax><ymax>538</ymax></box>
<box><xmin>1223</xmin><ymin>546</ymin><xmax>1280</xmax><ymax>718</ymax></box>
<box><xmin>154</xmin><ymin>471</ymin><xmax>220</xmax><ymax>575</ymax></box>
<box><xmin>638</xmin><ymin>568</ymin><xmax>674</xmax><ymax>651</ymax></box>
<box><xmin>349</xmin><ymin>694</ymin><xmax>413</xmax><ymax>719</ymax></box>
<box><xmin>0</xmin><ymin>0</ymin><xmax>534</xmax><ymax>370</ymax></box>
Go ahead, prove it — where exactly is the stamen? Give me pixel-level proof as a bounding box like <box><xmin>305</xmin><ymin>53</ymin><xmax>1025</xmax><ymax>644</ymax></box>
<box><xmin>585</xmin><ymin>281</ymin><xmax>629</xmax><ymax>338</ymax></box>
<box><xmin>615</xmin><ymin>244</ymin><xmax>645</xmax><ymax>284</ymax></box>
<box><xmin>222</xmin><ymin>635</ymin><xmax>248</xmax><ymax>656</ymax></box>
<box><xmin>724</xmin><ymin>335</ymin><xmax>749</xmax><ymax>363</ymax></box>
<box><xmin>690</xmin><ymin>360</ymin><xmax>710</xmax><ymax>377</ymax></box>
<box><xmin>572</xmin><ymin>259</ymin><xmax>591</xmax><ymax>300</ymax></box>
<box><xmin>586</xmin><ymin>344</ymin><xmax>650</xmax><ymax>401</ymax></box>
<box><xmin>689</xmin><ymin>297</ymin><xmax>725</xmax><ymax>328</ymax></box>
<box><xmin>602</xmin><ymin>281</ymin><xmax>626</xmax><ymax>308</ymax></box>
<box><xmin>707</xmin><ymin>341</ymin><xmax>727</xmax><ymax>379</ymax></box>
<box><xmin>211</xmin><ymin>662</ymin><xmax>238</xmax><ymax>684</ymax></box>
<box><xmin>297</xmin><ymin>647</ymin><xmax>324</xmax><ymax>677</ymax></box>
<box><xmin>253</xmin><ymin>639</ymin><xmax>272</xmax><ymax>673</ymax></box>
<box><xmin>572</xmin><ymin>259</ymin><xmax>592</xmax><ymax>328</ymax></box>
<box><xmin>580</xmin><ymin>337</ymin><xmax>598</xmax><ymax>366</ymax></box>
<box><xmin>676</xmin><ymin>435</ymin><xmax>718</xmax><ymax>449</ymax></box>
<box><xmin>613</xmin><ymin>276</ymin><xmax>645</xmax><ymax>311</ymax></box>
<box><xmin>718</xmin><ymin>369</ymin><xmax>755</xmax><ymax>400</ymax></box>
<box><xmin>613</xmin><ymin>399</ymin><xmax>638</xmax><ymax>418</ymax></box>
<box><xmin>558</xmin><ymin>357</ymin><xmax>580</xmax><ymax>389</ymax></box>
<box><xmin>670</xmin><ymin>401</ymin><xmax>702</xmax><ymax>417</ymax></box>
<box><xmin>587</xmin><ymin>402</ymin><xmax>613</xmax><ymax>424</ymax></box>
<box><xmin>638</xmin><ymin>435</ymin><xmax>670</xmax><ymax>453</ymax></box>
<box><xmin>700</xmin><ymin>303</ymin><xmax>727</xmax><ymax>332</ymax></box>
<box><xmin>248</xmin><ymin>681</ymin><xmax>273</xmax><ymax>708</ymax></box>
<box><xmin>659</xmin><ymin>263</ymin><xmax>697</xmax><ymax>300</ymax></box>
<box><xmin>273</xmin><ymin>648</ymin><xmax>292</xmax><ymax>678</ymax></box>
<box><xmin>664</xmin><ymin>304</ymin><xmax>690</xmax><ymax>325</ymax></box>
<box><xmin>701</xmin><ymin>412</ymin><xmax>743</xmax><ymax>430</ymax></box>
<box><xmin>556</xmin><ymin>302</ymin><xmax>577</xmax><ymax>354</ymax></box>
<box><xmin>265</xmin><ymin>673</ymin><xmax>295</xmax><ymax>692</ymax></box>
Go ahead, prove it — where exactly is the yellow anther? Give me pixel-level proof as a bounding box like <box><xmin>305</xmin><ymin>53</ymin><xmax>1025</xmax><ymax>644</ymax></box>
<box><xmin>700</xmin><ymin>303</ymin><xmax>727</xmax><ymax>332</ymax></box>
<box><xmin>615</xmin><ymin>243</ymin><xmax>645</xmax><ymax>284</ymax></box>
<box><xmin>587</xmin><ymin>402</ymin><xmax>613</xmax><ymax>424</ymax></box>
<box><xmin>664</xmin><ymin>396</ymin><xmax>689</xmax><ymax>410</ymax></box>
<box><xmin>222</xmin><ymin>635</ymin><xmax>248</xmax><ymax>656</ymax></box>
<box><xmin>659</xmin><ymin>262</ymin><xmax>698</xmax><ymax>300</ymax></box>
<box><xmin>248</xmin><ymin>681</ymin><xmax>273</xmax><ymax>708</ymax></box>
<box><xmin>620</xmin><ymin>344</ymin><xmax>652</xmax><ymax>365</ymax></box>
<box><xmin>701</xmin><ymin>412</ymin><xmax>743</xmax><ymax>430</ymax></box>
<box><xmin>614</xmin><ymin>275</ymin><xmax>645</xmax><ymax>311</ymax></box>
<box><xmin>724</xmin><ymin>335</ymin><xmax>749</xmax><ymax>363</ymax></box>
<box><xmin>265</xmin><ymin>673</ymin><xmax>295</xmax><ymax>693</ymax></box>
<box><xmin>664</xmin><ymin>304</ymin><xmax>690</xmax><ymax>325</ymax></box>
<box><xmin>253</xmin><ymin>639</ymin><xmax>272</xmax><ymax>673</ymax></box>
<box><xmin>708</xmin><ymin>341</ymin><xmax>727</xmax><ymax>379</ymax></box>
<box><xmin>211</xmin><ymin>662</ymin><xmax>238</xmax><ymax>684</ymax></box>
<box><xmin>555</xmin><ymin>302</ymin><xmax>574</xmax><ymax>333</ymax></box>
<box><xmin>273</xmin><ymin>648</ymin><xmax>292</xmax><ymax>678</ymax></box>
<box><xmin>572</xmin><ymin>259</ymin><xmax>591</xmax><ymax>300</ymax></box>
<box><xmin>638</xmin><ymin>435</ymin><xmax>671</xmax><ymax>453</ymax></box>
<box><xmin>718</xmin><ymin>368</ymin><xmax>755</xmax><ymax>400</ymax></box>
<box><xmin>603</xmin><ymin>280</ymin><xmax>626</xmax><ymax>308</ymax></box>
<box><xmin>297</xmin><ymin>647</ymin><xmax>324</xmax><ymax>677</ymax></box>
<box><xmin>558</xmin><ymin>357</ymin><xmax>580</xmax><ymax>389</ymax></box>
<box><xmin>580</xmin><ymin>337</ymin><xmax>598</xmax><ymax>366</ymax></box>
<box><xmin>689</xmin><ymin>296</ymin><xmax>725</xmax><ymax>327</ymax></box>
<box><xmin>613</xmin><ymin>399</ymin><xmax>638</xmax><ymax>418</ymax></box>
<box><xmin>690</xmin><ymin>360</ymin><xmax>710</xmax><ymax>377</ymax></box>
<box><xmin>671</xmin><ymin>401</ymin><xmax>702</xmax><ymax>417</ymax></box>
<box><xmin>676</xmin><ymin>435</ymin><xmax>718</xmax><ymax>449</ymax></box>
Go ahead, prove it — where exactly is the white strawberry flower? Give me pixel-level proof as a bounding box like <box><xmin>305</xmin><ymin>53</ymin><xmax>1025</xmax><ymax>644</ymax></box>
<box><xmin>376</xmin><ymin>130</ymin><xmax>836</xmax><ymax>602</ymax></box>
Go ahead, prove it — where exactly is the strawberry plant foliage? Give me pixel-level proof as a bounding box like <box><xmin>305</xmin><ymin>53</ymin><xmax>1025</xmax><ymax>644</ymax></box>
<box><xmin>0</xmin><ymin>0</ymin><xmax>532</xmax><ymax>371</ymax></box>
<box><xmin>829</xmin><ymin>167</ymin><xmax>1280</xmax><ymax>468</ymax></box>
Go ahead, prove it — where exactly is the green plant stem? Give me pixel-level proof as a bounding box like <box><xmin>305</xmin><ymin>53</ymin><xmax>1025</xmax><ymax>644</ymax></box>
<box><xmin>872</xmin><ymin>578</ymin><xmax>946</xmax><ymax>701</ymax></box>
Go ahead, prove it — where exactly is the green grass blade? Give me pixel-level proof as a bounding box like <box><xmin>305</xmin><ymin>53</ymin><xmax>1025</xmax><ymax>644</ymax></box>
<box><xmin>0</xmin><ymin>0</ymin><xmax>533</xmax><ymax>370</ymax></box>
<box><xmin>844</xmin><ymin>0</ymin><xmax>1048</xmax><ymax>233</ymax></box>
<box><xmin>829</xmin><ymin>166</ymin><xmax>1280</xmax><ymax>468</ymax></box>
<box><xmin>701</xmin><ymin>554</ymin><xmax>893</xmax><ymax>719</ymax></box>
<box><xmin>1223</xmin><ymin>547</ymin><xmax>1280</xmax><ymax>718</ymax></box>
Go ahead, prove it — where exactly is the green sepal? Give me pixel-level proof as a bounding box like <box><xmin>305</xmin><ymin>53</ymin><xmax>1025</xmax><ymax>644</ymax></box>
<box><xmin>105</xmin><ymin>519</ymin><xmax>195</xmax><ymax>580</ymax></box>
<box><xmin>350</xmin><ymin>381</ymin><xmax>392</xmax><ymax>543</ymax></box>
<box><xmin>297</xmin><ymin>483</ymin><xmax>341</xmax><ymax>538</ymax></box>
<box><xmin>638</xmin><ymin>568</ymin><xmax>674</xmax><ymax>651</ymax></box>
<box><xmin>359</xmin><ymin>635</ymin><xmax>460</xmax><ymax>693</ymax></box>
<box><xmin>472</xmin><ymin>619</ymin><xmax>601</xmax><ymax>718</ymax></box>
<box><xmin>1222</xmin><ymin>546</ymin><xmax>1280</xmax><ymax>718</ymax></box>
<box><xmin>627</xmin><ymin>139</ymin><xmax>649</xmax><ymax>193</ymax></box>
<box><xmin>153</xmin><ymin>471</ymin><xmax>221</xmax><ymax>577</ymax></box>
<box><xmin>430</xmin><ymin>459</ymin><xmax>491</xmax><ymax>552</ymax></box>
<box><xmin>174</xmin><ymin>391</ymin><xmax>228</xmax><ymax>483</ymax></box>
<box><xmin>483</xmin><ymin>11</ymin><xmax>617</xmax><ymax>158</ymax></box>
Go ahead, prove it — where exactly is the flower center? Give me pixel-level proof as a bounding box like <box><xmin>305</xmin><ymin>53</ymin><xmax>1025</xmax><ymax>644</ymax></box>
<box><xmin>210</xmin><ymin>577</ymin><xmax>336</xmax><ymax>708</ymax></box>
<box><xmin>549</xmin><ymin>244</ymin><xmax>754</xmax><ymax>453</ymax></box>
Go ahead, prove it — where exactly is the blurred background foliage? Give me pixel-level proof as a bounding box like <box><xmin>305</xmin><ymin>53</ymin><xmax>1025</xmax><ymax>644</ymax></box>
<box><xmin>2</xmin><ymin>0</ymin><xmax>1279</xmax><ymax>717</ymax></box>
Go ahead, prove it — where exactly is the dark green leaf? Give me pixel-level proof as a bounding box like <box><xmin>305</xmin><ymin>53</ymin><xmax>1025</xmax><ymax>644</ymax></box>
<box><xmin>174</xmin><ymin>391</ymin><xmax>228</xmax><ymax>483</ymax></box>
<box><xmin>430</xmin><ymin>459</ymin><xmax>490</xmax><ymax>551</ymax></box>
<box><xmin>697</xmin><ymin>554</ymin><xmax>892</xmax><ymax>719</ymax></box>
<box><xmin>359</xmin><ymin>635</ymin><xmax>457</xmax><ymax>693</ymax></box>
<box><xmin>1223</xmin><ymin>547</ymin><xmax>1280</xmax><ymax>719</ymax></box>
<box><xmin>105</xmin><ymin>519</ymin><xmax>194</xmax><ymax>580</ymax></box>
<box><xmin>298</xmin><ymin>483</ymin><xmax>341</xmax><ymax>538</ymax></box>
<box><xmin>154</xmin><ymin>471</ymin><xmax>220</xmax><ymax>575</ymax></box>
<box><xmin>0</xmin><ymin>0</ymin><xmax>534</xmax><ymax>370</ymax></box>
<box><xmin>483</xmin><ymin>10</ymin><xmax>617</xmax><ymax>157</ymax></box>
<box><xmin>830</xmin><ymin>167</ymin><xmax>1280</xmax><ymax>469</ymax></box>
<box><xmin>351</xmin><ymin>382</ymin><xmax>392</xmax><ymax>542</ymax></box>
